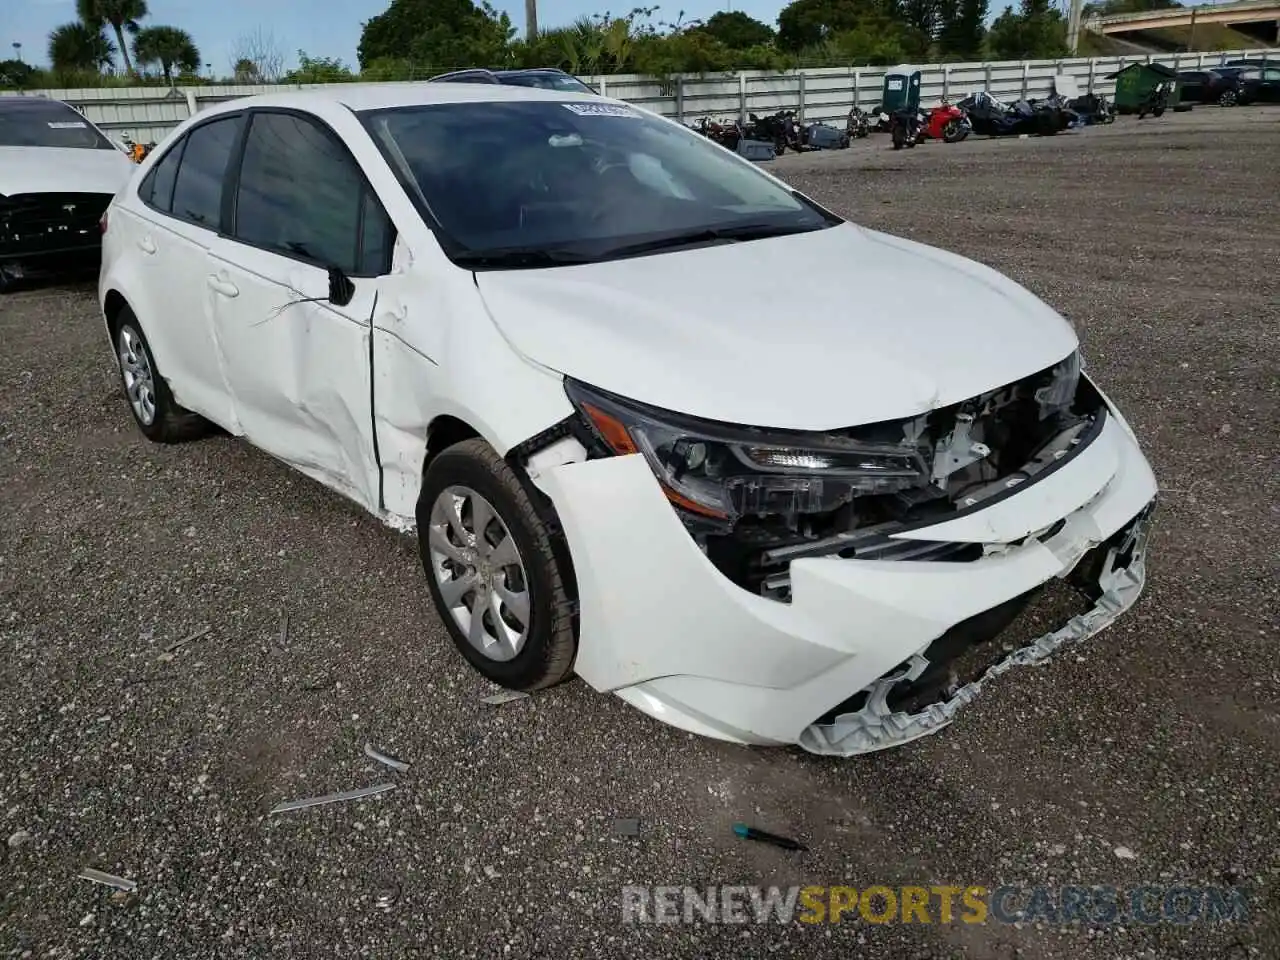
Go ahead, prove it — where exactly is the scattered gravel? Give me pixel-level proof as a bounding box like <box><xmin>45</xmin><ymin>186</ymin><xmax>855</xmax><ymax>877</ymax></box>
<box><xmin>1</xmin><ymin>106</ymin><xmax>1276</xmax><ymax>958</ymax></box>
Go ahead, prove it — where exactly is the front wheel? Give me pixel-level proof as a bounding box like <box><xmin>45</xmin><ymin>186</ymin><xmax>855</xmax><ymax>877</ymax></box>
<box><xmin>417</xmin><ymin>438</ymin><xmax>577</xmax><ymax>691</ymax></box>
<box><xmin>1218</xmin><ymin>90</ymin><xmax>1237</xmax><ymax>107</ymax></box>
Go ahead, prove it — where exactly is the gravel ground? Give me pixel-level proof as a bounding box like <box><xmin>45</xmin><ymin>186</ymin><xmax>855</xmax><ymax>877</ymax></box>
<box><xmin>1</xmin><ymin>106</ymin><xmax>1277</xmax><ymax>959</ymax></box>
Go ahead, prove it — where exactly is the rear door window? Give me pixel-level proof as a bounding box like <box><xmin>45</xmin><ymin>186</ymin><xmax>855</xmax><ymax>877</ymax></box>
<box><xmin>170</xmin><ymin>115</ymin><xmax>242</xmax><ymax>229</ymax></box>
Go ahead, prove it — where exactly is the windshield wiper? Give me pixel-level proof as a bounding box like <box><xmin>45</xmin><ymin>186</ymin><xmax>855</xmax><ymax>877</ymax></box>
<box><xmin>596</xmin><ymin>222</ymin><xmax>826</xmax><ymax>260</ymax></box>
<box><xmin>452</xmin><ymin>248</ymin><xmax>597</xmax><ymax>270</ymax></box>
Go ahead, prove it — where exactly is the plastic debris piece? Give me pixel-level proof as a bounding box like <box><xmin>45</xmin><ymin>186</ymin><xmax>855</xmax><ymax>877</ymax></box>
<box><xmin>375</xmin><ymin>885</ymin><xmax>400</xmax><ymax>911</ymax></box>
<box><xmin>481</xmin><ymin>690</ymin><xmax>530</xmax><ymax>706</ymax></box>
<box><xmin>78</xmin><ymin>868</ymin><xmax>138</xmax><ymax>892</ymax></box>
<box><xmin>732</xmin><ymin>823</ymin><xmax>808</xmax><ymax>851</ymax></box>
<box><xmin>363</xmin><ymin>742</ymin><xmax>410</xmax><ymax>773</ymax></box>
<box><xmin>269</xmin><ymin>783</ymin><xmax>396</xmax><ymax>814</ymax></box>
<box><xmin>613</xmin><ymin>818</ymin><xmax>641</xmax><ymax>837</ymax></box>
<box><xmin>164</xmin><ymin>625</ymin><xmax>210</xmax><ymax>654</ymax></box>
<box><xmin>278</xmin><ymin>615</ymin><xmax>290</xmax><ymax>647</ymax></box>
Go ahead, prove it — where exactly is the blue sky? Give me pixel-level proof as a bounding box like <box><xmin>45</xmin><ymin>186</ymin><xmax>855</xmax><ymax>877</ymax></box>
<box><xmin>10</xmin><ymin>0</ymin><xmax>938</xmax><ymax>72</ymax></box>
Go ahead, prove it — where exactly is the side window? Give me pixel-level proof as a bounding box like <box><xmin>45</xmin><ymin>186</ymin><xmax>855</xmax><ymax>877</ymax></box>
<box><xmin>235</xmin><ymin>112</ymin><xmax>392</xmax><ymax>275</ymax></box>
<box><xmin>139</xmin><ymin>140</ymin><xmax>184</xmax><ymax>212</ymax></box>
<box><xmin>170</xmin><ymin>116</ymin><xmax>241</xmax><ymax>228</ymax></box>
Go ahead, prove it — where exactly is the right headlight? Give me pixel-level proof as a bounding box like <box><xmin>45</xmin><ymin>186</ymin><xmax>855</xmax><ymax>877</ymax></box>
<box><xmin>564</xmin><ymin>380</ymin><xmax>929</xmax><ymax>523</ymax></box>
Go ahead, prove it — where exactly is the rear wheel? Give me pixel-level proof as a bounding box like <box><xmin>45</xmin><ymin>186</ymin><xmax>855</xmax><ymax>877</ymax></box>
<box><xmin>1218</xmin><ymin>89</ymin><xmax>1237</xmax><ymax>107</ymax></box>
<box><xmin>112</xmin><ymin>307</ymin><xmax>209</xmax><ymax>443</ymax></box>
<box><xmin>417</xmin><ymin>438</ymin><xmax>576</xmax><ymax>691</ymax></box>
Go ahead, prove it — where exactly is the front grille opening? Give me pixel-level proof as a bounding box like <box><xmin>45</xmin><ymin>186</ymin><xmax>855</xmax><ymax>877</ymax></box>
<box><xmin>684</xmin><ymin>360</ymin><xmax>1106</xmax><ymax>601</ymax></box>
<box><xmin>0</xmin><ymin>192</ymin><xmax>113</xmax><ymax>257</ymax></box>
<box><xmin>811</xmin><ymin>508</ymin><xmax>1150</xmax><ymax>726</ymax></box>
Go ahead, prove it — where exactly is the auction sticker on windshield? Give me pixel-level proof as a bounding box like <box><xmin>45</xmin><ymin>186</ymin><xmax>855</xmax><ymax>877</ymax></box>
<box><xmin>562</xmin><ymin>103</ymin><xmax>640</xmax><ymax>118</ymax></box>
<box><xmin>48</xmin><ymin>121</ymin><xmax>88</xmax><ymax>129</ymax></box>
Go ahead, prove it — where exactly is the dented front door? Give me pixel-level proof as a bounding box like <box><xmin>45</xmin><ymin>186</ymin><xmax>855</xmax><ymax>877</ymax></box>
<box><xmin>205</xmin><ymin>241</ymin><xmax>382</xmax><ymax>512</ymax></box>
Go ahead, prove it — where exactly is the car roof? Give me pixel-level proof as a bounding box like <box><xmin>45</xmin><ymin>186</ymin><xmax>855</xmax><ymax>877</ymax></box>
<box><xmin>194</xmin><ymin>81</ymin><xmax>604</xmax><ymax>117</ymax></box>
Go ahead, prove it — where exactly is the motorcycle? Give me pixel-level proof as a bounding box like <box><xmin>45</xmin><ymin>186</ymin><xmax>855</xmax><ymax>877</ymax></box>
<box><xmin>1066</xmin><ymin>92</ymin><xmax>1116</xmax><ymax>125</ymax></box>
<box><xmin>1137</xmin><ymin>82</ymin><xmax>1171</xmax><ymax>120</ymax></box>
<box><xmin>955</xmin><ymin>91</ymin><xmax>1062</xmax><ymax>137</ymax></box>
<box><xmin>889</xmin><ymin>107</ymin><xmax>925</xmax><ymax>149</ymax></box>
<box><xmin>846</xmin><ymin>106</ymin><xmax>872</xmax><ymax>139</ymax></box>
<box><xmin>921</xmin><ymin>102</ymin><xmax>970</xmax><ymax>143</ymax></box>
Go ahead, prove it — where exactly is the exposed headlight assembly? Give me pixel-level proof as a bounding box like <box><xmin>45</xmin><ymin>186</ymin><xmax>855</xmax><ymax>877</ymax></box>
<box><xmin>564</xmin><ymin>380</ymin><xmax>929</xmax><ymax>523</ymax></box>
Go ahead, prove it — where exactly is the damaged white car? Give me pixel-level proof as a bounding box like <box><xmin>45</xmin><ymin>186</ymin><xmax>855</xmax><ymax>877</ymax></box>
<box><xmin>98</xmin><ymin>84</ymin><xmax>1158</xmax><ymax>756</ymax></box>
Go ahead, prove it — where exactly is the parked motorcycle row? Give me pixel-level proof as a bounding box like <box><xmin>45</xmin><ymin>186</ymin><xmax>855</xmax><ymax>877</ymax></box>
<box><xmin>687</xmin><ymin>85</ymin><xmax>1119</xmax><ymax>159</ymax></box>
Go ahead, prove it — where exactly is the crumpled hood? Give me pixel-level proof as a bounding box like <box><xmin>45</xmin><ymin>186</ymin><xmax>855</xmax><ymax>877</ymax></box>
<box><xmin>474</xmin><ymin>223</ymin><xmax>1078</xmax><ymax>430</ymax></box>
<box><xmin>0</xmin><ymin>146</ymin><xmax>135</xmax><ymax>197</ymax></box>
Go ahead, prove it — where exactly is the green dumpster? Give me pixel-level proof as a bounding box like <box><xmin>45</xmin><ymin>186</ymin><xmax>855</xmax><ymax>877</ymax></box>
<box><xmin>881</xmin><ymin>66</ymin><xmax>922</xmax><ymax>113</ymax></box>
<box><xmin>1105</xmin><ymin>62</ymin><xmax>1179</xmax><ymax>115</ymax></box>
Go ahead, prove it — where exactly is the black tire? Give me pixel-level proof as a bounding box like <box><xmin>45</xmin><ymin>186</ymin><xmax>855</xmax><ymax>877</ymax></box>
<box><xmin>1153</xmin><ymin>106</ymin><xmax>1165</xmax><ymax>118</ymax></box>
<box><xmin>111</xmin><ymin>307</ymin><xmax>209</xmax><ymax>443</ymax></box>
<box><xmin>416</xmin><ymin>438</ymin><xmax>576</xmax><ymax>691</ymax></box>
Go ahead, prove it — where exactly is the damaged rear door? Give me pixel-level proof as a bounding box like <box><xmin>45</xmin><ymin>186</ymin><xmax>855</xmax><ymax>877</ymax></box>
<box><xmin>206</xmin><ymin>109</ymin><xmax>396</xmax><ymax>511</ymax></box>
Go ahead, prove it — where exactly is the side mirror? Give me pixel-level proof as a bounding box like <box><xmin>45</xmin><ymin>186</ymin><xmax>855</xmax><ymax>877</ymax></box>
<box><xmin>328</xmin><ymin>266</ymin><xmax>355</xmax><ymax>307</ymax></box>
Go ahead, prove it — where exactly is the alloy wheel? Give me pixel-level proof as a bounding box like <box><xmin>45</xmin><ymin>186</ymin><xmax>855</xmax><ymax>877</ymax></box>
<box><xmin>428</xmin><ymin>485</ymin><xmax>531</xmax><ymax>662</ymax></box>
<box><xmin>118</xmin><ymin>325</ymin><xmax>157</xmax><ymax>426</ymax></box>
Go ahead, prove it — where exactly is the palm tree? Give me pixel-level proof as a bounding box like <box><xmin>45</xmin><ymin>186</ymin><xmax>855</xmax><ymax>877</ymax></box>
<box><xmin>77</xmin><ymin>0</ymin><xmax>149</xmax><ymax>76</ymax></box>
<box><xmin>133</xmin><ymin>26</ymin><xmax>200</xmax><ymax>84</ymax></box>
<box><xmin>48</xmin><ymin>21</ymin><xmax>117</xmax><ymax>73</ymax></box>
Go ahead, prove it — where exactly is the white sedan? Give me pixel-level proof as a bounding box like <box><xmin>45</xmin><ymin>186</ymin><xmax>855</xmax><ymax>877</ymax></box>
<box><xmin>98</xmin><ymin>83</ymin><xmax>1158</xmax><ymax>756</ymax></box>
<box><xmin>1</xmin><ymin>95</ymin><xmax>135</xmax><ymax>290</ymax></box>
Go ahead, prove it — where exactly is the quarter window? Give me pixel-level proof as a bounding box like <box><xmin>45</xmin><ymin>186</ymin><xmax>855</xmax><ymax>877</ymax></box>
<box><xmin>234</xmin><ymin>111</ymin><xmax>391</xmax><ymax>275</ymax></box>
<box><xmin>170</xmin><ymin>116</ymin><xmax>241</xmax><ymax>228</ymax></box>
<box><xmin>139</xmin><ymin>141</ymin><xmax>184</xmax><ymax>212</ymax></box>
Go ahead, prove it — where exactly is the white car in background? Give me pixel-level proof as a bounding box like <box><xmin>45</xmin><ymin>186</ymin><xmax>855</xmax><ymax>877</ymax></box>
<box><xmin>0</xmin><ymin>95</ymin><xmax>134</xmax><ymax>291</ymax></box>
<box><xmin>97</xmin><ymin>83</ymin><xmax>1158</xmax><ymax>756</ymax></box>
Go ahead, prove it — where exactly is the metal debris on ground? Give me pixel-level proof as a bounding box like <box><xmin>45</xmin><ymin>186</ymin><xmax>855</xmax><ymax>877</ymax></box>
<box><xmin>732</xmin><ymin>823</ymin><xmax>808</xmax><ymax>852</ymax></box>
<box><xmin>480</xmin><ymin>689</ymin><xmax>529</xmax><ymax>706</ymax></box>
<box><xmin>269</xmin><ymin>782</ymin><xmax>396</xmax><ymax>815</ymax></box>
<box><xmin>613</xmin><ymin>818</ymin><xmax>641</xmax><ymax>837</ymax></box>
<box><xmin>374</xmin><ymin>885</ymin><xmax>400</xmax><ymax>911</ymax></box>
<box><xmin>278</xmin><ymin>614</ymin><xmax>289</xmax><ymax>648</ymax></box>
<box><xmin>363</xmin><ymin>742</ymin><xmax>410</xmax><ymax>772</ymax></box>
<box><xmin>164</xmin><ymin>625</ymin><xmax>210</xmax><ymax>654</ymax></box>
<box><xmin>78</xmin><ymin>868</ymin><xmax>138</xmax><ymax>892</ymax></box>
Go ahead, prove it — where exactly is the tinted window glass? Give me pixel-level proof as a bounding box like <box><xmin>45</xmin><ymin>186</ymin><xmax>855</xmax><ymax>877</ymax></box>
<box><xmin>235</xmin><ymin>112</ymin><xmax>371</xmax><ymax>273</ymax></box>
<box><xmin>359</xmin><ymin>191</ymin><xmax>394</xmax><ymax>275</ymax></box>
<box><xmin>362</xmin><ymin>101</ymin><xmax>832</xmax><ymax>264</ymax></box>
<box><xmin>140</xmin><ymin>141</ymin><xmax>184</xmax><ymax>211</ymax></box>
<box><xmin>170</xmin><ymin>116</ymin><xmax>240</xmax><ymax>228</ymax></box>
<box><xmin>0</xmin><ymin>99</ymin><xmax>114</xmax><ymax>149</ymax></box>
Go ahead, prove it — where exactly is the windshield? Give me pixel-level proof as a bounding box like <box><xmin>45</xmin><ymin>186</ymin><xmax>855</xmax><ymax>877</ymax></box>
<box><xmin>0</xmin><ymin>100</ymin><xmax>115</xmax><ymax>149</ymax></box>
<box><xmin>361</xmin><ymin>100</ymin><xmax>836</xmax><ymax>266</ymax></box>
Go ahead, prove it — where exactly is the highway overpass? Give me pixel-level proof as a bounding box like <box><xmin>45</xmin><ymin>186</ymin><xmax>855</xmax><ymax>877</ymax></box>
<box><xmin>1088</xmin><ymin>1</ymin><xmax>1280</xmax><ymax>44</ymax></box>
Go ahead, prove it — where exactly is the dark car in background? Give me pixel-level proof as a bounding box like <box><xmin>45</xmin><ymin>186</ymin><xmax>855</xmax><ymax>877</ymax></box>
<box><xmin>1212</xmin><ymin>66</ymin><xmax>1280</xmax><ymax>104</ymax></box>
<box><xmin>1176</xmin><ymin>69</ymin><xmax>1252</xmax><ymax>106</ymax></box>
<box><xmin>427</xmin><ymin>67</ymin><xmax>597</xmax><ymax>95</ymax></box>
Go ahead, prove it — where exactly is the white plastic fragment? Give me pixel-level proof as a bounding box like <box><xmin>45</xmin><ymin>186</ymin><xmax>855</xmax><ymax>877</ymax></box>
<box><xmin>363</xmin><ymin>742</ymin><xmax>410</xmax><ymax>772</ymax></box>
<box><xmin>78</xmin><ymin>868</ymin><xmax>138</xmax><ymax>892</ymax></box>
<box><xmin>481</xmin><ymin>690</ymin><xmax>530</xmax><ymax>706</ymax></box>
<box><xmin>269</xmin><ymin>783</ymin><xmax>396</xmax><ymax>815</ymax></box>
<box><xmin>1113</xmin><ymin>846</ymin><xmax>1137</xmax><ymax>860</ymax></box>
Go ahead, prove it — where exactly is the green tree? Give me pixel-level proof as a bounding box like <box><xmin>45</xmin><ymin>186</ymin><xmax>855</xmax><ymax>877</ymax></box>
<box><xmin>133</xmin><ymin>25</ymin><xmax>200</xmax><ymax>83</ymax></box>
<box><xmin>693</xmin><ymin>11</ymin><xmax>775</xmax><ymax>49</ymax></box>
<box><xmin>0</xmin><ymin>59</ymin><xmax>40</xmax><ymax>89</ymax></box>
<box><xmin>48</xmin><ymin>21</ymin><xmax>117</xmax><ymax>73</ymax></box>
<box><xmin>357</xmin><ymin>0</ymin><xmax>514</xmax><ymax>72</ymax></box>
<box><xmin>987</xmin><ymin>0</ymin><xmax>1067</xmax><ymax>58</ymax></box>
<box><xmin>285</xmin><ymin>51</ymin><xmax>358</xmax><ymax>83</ymax></box>
<box><xmin>77</xmin><ymin>0</ymin><xmax>149</xmax><ymax>76</ymax></box>
<box><xmin>776</xmin><ymin>0</ymin><xmax>893</xmax><ymax>52</ymax></box>
<box><xmin>937</xmin><ymin>0</ymin><xmax>987</xmax><ymax>59</ymax></box>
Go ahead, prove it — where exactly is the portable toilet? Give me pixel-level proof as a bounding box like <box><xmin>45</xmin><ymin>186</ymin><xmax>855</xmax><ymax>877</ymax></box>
<box><xmin>881</xmin><ymin>65</ymin><xmax>922</xmax><ymax>113</ymax></box>
<box><xmin>1104</xmin><ymin>62</ymin><xmax>1179</xmax><ymax>114</ymax></box>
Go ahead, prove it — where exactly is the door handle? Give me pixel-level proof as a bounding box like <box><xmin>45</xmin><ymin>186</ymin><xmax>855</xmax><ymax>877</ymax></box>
<box><xmin>207</xmin><ymin>274</ymin><xmax>239</xmax><ymax>298</ymax></box>
<box><xmin>137</xmin><ymin>236</ymin><xmax>156</xmax><ymax>255</ymax></box>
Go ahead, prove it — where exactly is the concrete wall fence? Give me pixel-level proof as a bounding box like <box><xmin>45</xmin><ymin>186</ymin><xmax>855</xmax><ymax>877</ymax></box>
<box><xmin>4</xmin><ymin>48</ymin><xmax>1276</xmax><ymax>145</ymax></box>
